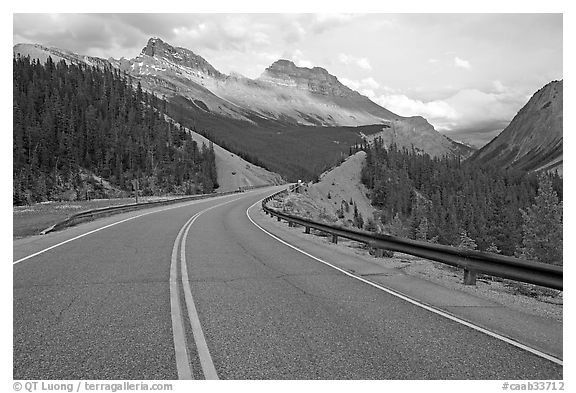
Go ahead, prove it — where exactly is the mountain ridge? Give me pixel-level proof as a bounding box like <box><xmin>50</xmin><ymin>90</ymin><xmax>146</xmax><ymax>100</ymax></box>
<box><xmin>469</xmin><ymin>80</ymin><xmax>562</xmax><ymax>174</ymax></box>
<box><xmin>258</xmin><ymin>59</ymin><xmax>359</xmax><ymax>98</ymax></box>
<box><xmin>14</xmin><ymin>38</ymin><xmax>475</xmax><ymax>181</ymax></box>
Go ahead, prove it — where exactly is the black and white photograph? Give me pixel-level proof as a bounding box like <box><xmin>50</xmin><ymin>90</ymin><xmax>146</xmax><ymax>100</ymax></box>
<box><xmin>8</xmin><ymin>2</ymin><xmax>568</xmax><ymax>389</ymax></box>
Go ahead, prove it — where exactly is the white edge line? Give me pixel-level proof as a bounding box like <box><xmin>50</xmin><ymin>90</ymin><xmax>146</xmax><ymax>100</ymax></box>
<box><xmin>13</xmin><ymin>193</ymin><xmax>242</xmax><ymax>265</ymax></box>
<box><xmin>245</xmin><ymin>198</ymin><xmax>563</xmax><ymax>367</ymax></box>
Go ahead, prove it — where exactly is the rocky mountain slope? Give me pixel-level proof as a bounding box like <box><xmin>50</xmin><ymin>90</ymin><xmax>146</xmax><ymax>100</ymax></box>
<box><xmin>14</xmin><ymin>43</ymin><xmax>111</xmax><ymax>69</ymax></box>
<box><xmin>470</xmin><ymin>80</ymin><xmax>563</xmax><ymax>173</ymax></box>
<box><xmin>15</xmin><ymin>39</ymin><xmax>470</xmax><ymax>155</ymax></box>
<box><xmin>280</xmin><ymin>151</ymin><xmax>377</xmax><ymax>228</ymax></box>
<box><xmin>14</xmin><ymin>42</ymin><xmax>284</xmax><ymax>191</ymax></box>
<box><xmin>130</xmin><ymin>39</ymin><xmax>472</xmax><ymax>158</ymax></box>
<box><xmin>14</xmin><ymin>38</ymin><xmax>474</xmax><ymax>181</ymax></box>
<box><xmin>216</xmin><ymin>59</ymin><xmax>399</xmax><ymax>126</ymax></box>
<box><xmin>170</xmin><ymin>119</ymin><xmax>284</xmax><ymax>191</ymax></box>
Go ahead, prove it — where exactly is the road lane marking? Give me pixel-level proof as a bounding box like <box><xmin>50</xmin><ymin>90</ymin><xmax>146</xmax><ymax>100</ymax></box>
<box><xmin>169</xmin><ymin>212</ymin><xmax>199</xmax><ymax>380</ymax></box>
<box><xmin>246</xmin><ymin>198</ymin><xmax>563</xmax><ymax>366</ymax></box>
<box><xmin>170</xmin><ymin>195</ymin><xmax>244</xmax><ymax>380</ymax></box>
<box><xmin>13</xmin><ymin>193</ymin><xmax>243</xmax><ymax>265</ymax></box>
<box><xmin>180</xmin><ymin>211</ymin><xmax>221</xmax><ymax>380</ymax></box>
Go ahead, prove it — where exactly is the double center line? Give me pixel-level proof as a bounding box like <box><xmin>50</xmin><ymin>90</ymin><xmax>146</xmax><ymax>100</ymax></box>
<box><xmin>169</xmin><ymin>196</ymin><xmax>244</xmax><ymax>380</ymax></box>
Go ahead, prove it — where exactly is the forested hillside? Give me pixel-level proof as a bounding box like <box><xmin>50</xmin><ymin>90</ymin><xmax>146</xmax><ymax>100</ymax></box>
<box><xmin>164</xmin><ymin>95</ymin><xmax>379</xmax><ymax>182</ymax></box>
<box><xmin>357</xmin><ymin>139</ymin><xmax>562</xmax><ymax>264</ymax></box>
<box><xmin>13</xmin><ymin>56</ymin><xmax>217</xmax><ymax>205</ymax></box>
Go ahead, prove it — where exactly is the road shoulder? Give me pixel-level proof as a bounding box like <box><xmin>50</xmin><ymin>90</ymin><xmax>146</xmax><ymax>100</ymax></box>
<box><xmin>248</xmin><ymin>202</ymin><xmax>563</xmax><ymax>360</ymax></box>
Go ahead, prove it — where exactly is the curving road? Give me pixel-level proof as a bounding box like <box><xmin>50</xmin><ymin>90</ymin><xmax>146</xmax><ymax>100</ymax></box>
<box><xmin>13</xmin><ymin>187</ymin><xmax>562</xmax><ymax>380</ymax></box>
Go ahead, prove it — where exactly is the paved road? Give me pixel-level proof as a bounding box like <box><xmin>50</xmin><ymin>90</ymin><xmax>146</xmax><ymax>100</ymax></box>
<box><xmin>13</xmin><ymin>188</ymin><xmax>562</xmax><ymax>379</ymax></box>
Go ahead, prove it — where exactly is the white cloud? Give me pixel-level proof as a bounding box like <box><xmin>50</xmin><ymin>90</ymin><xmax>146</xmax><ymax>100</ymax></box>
<box><xmin>257</xmin><ymin>51</ymin><xmax>282</xmax><ymax>62</ymax></box>
<box><xmin>291</xmin><ymin>49</ymin><xmax>304</xmax><ymax>58</ymax></box>
<box><xmin>356</xmin><ymin>58</ymin><xmax>372</xmax><ymax>70</ymax></box>
<box><xmin>373</xmin><ymin>94</ymin><xmax>458</xmax><ymax>126</ymax></box>
<box><xmin>366</xmin><ymin>85</ymin><xmax>528</xmax><ymax>146</ymax></box>
<box><xmin>297</xmin><ymin>59</ymin><xmax>314</xmax><ymax>68</ymax></box>
<box><xmin>338</xmin><ymin>53</ymin><xmax>372</xmax><ymax>70</ymax></box>
<box><xmin>443</xmin><ymin>88</ymin><xmax>522</xmax><ymax>128</ymax></box>
<box><xmin>454</xmin><ymin>56</ymin><xmax>471</xmax><ymax>69</ymax></box>
<box><xmin>340</xmin><ymin>78</ymin><xmax>360</xmax><ymax>90</ymax></box>
<box><xmin>281</xmin><ymin>49</ymin><xmax>313</xmax><ymax>69</ymax></box>
<box><xmin>314</xmin><ymin>14</ymin><xmax>356</xmax><ymax>24</ymax></box>
<box><xmin>360</xmin><ymin>89</ymin><xmax>376</xmax><ymax>99</ymax></box>
<box><xmin>492</xmin><ymin>80</ymin><xmax>506</xmax><ymax>93</ymax></box>
<box><xmin>305</xmin><ymin>14</ymin><xmax>360</xmax><ymax>35</ymax></box>
<box><xmin>340</xmin><ymin>77</ymin><xmax>382</xmax><ymax>91</ymax></box>
<box><xmin>360</xmin><ymin>77</ymin><xmax>380</xmax><ymax>89</ymax></box>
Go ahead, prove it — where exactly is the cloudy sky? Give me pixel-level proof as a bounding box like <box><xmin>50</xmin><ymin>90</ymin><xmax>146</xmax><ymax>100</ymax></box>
<box><xmin>13</xmin><ymin>13</ymin><xmax>562</xmax><ymax>146</ymax></box>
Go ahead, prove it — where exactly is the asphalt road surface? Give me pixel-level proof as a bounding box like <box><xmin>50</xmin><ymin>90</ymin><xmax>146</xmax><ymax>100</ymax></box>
<box><xmin>13</xmin><ymin>187</ymin><xmax>563</xmax><ymax>380</ymax></box>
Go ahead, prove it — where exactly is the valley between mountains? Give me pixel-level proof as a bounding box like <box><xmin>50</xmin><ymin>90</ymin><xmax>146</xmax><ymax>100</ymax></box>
<box><xmin>14</xmin><ymin>37</ymin><xmax>475</xmax><ymax>184</ymax></box>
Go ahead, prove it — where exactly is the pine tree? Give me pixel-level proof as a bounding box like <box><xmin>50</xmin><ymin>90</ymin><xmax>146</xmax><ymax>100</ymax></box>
<box><xmin>416</xmin><ymin>217</ymin><xmax>429</xmax><ymax>241</ymax></box>
<box><xmin>520</xmin><ymin>174</ymin><xmax>563</xmax><ymax>265</ymax></box>
<box><xmin>458</xmin><ymin>230</ymin><xmax>477</xmax><ymax>251</ymax></box>
<box><xmin>353</xmin><ymin>204</ymin><xmax>364</xmax><ymax>229</ymax></box>
<box><xmin>365</xmin><ymin>218</ymin><xmax>378</xmax><ymax>232</ymax></box>
<box><xmin>388</xmin><ymin>213</ymin><xmax>407</xmax><ymax>237</ymax></box>
<box><xmin>485</xmin><ymin>242</ymin><xmax>501</xmax><ymax>254</ymax></box>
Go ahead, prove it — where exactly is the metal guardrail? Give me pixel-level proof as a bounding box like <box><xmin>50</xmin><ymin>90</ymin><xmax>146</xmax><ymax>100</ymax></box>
<box><xmin>41</xmin><ymin>184</ymin><xmax>272</xmax><ymax>235</ymax></box>
<box><xmin>262</xmin><ymin>185</ymin><xmax>563</xmax><ymax>290</ymax></box>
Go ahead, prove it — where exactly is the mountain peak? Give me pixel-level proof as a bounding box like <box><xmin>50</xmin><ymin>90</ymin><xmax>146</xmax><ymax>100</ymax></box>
<box><xmin>141</xmin><ymin>37</ymin><xmax>169</xmax><ymax>57</ymax></box>
<box><xmin>269</xmin><ymin>59</ymin><xmax>297</xmax><ymax>68</ymax></box>
<box><xmin>265</xmin><ymin>59</ymin><xmax>332</xmax><ymax>75</ymax></box>
<box><xmin>259</xmin><ymin>59</ymin><xmax>355</xmax><ymax>97</ymax></box>
<box><xmin>140</xmin><ymin>37</ymin><xmax>224</xmax><ymax>79</ymax></box>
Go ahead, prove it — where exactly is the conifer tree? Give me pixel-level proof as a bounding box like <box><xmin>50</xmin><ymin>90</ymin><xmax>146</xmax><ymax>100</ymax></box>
<box><xmin>458</xmin><ymin>230</ymin><xmax>478</xmax><ymax>251</ymax></box>
<box><xmin>520</xmin><ymin>174</ymin><xmax>563</xmax><ymax>265</ymax></box>
<box><xmin>388</xmin><ymin>213</ymin><xmax>407</xmax><ymax>237</ymax></box>
<box><xmin>353</xmin><ymin>204</ymin><xmax>364</xmax><ymax>229</ymax></box>
<box><xmin>415</xmin><ymin>217</ymin><xmax>429</xmax><ymax>241</ymax></box>
<box><xmin>485</xmin><ymin>242</ymin><xmax>501</xmax><ymax>254</ymax></box>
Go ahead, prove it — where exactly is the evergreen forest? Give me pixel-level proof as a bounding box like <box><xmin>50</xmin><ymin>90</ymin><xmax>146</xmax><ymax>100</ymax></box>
<box><xmin>356</xmin><ymin>139</ymin><xmax>563</xmax><ymax>265</ymax></box>
<box><xmin>13</xmin><ymin>56</ymin><xmax>218</xmax><ymax>205</ymax></box>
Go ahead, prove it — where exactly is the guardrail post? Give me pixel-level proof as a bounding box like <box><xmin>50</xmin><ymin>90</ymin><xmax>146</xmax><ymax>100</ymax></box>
<box><xmin>277</xmin><ymin>216</ymin><xmax>281</xmax><ymax>222</ymax></box>
<box><xmin>331</xmin><ymin>234</ymin><xmax>338</xmax><ymax>244</ymax></box>
<box><xmin>288</xmin><ymin>221</ymin><xmax>294</xmax><ymax>227</ymax></box>
<box><xmin>463</xmin><ymin>268</ymin><xmax>477</xmax><ymax>285</ymax></box>
<box><xmin>305</xmin><ymin>226</ymin><xmax>310</xmax><ymax>234</ymax></box>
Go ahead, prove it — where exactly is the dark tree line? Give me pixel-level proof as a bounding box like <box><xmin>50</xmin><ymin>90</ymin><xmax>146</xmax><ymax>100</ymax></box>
<box><xmin>356</xmin><ymin>139</ymin><xmax>562</xmax><ymax>264</ymax></box>
<box><xmin>13</xmin><ymin>56</ymin><xmax>217</xmax><ymax>204</ymax></box>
